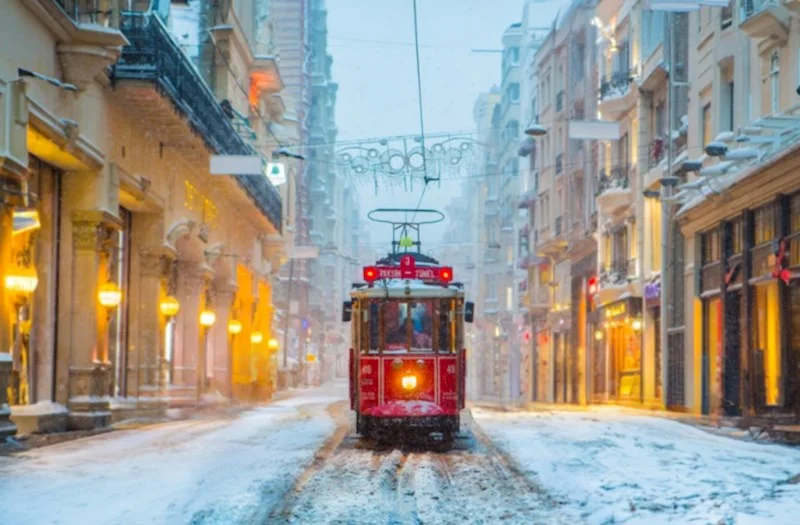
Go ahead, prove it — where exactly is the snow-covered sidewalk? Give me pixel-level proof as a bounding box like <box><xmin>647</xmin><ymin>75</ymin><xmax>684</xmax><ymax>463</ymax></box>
<box><xmin>473</xmin><ymin>407</ymin><xmax>800</xmax><ymax>524</ymax></box>
<box><xmin>0</xmin><ymin>382</ymin><xmax>346</xmax><ymax>525</ymax></box>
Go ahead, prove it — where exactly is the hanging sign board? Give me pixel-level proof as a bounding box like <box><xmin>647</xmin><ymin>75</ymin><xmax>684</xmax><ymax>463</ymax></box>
<box><xmin>210</xmin><ymin>155</ymin><xmax>262</xmax><ymax>175</ymax></box>
<box><xmin>265</xmin><ymin>162</ymin><xmax>287</xmax><ymax>186</ymax></box>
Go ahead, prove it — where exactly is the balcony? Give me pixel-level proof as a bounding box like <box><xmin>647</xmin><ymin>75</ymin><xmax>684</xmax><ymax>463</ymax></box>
<box><xmin>740</xmin><ymin>0</ymin><xmax>790</xmax><ymax>41</ymax></box>
<box><xmin>536</xmin><ymin>217</ymin><xmax>568</xmax><ymax>257</ymax></box>
<box><xmin>596</xmin><ymin>166</ymin><xmax>632</xmax><ymax>215</ymax></box>
<box><xmin>113</xmin><ymin>12</ymin><xmax>282</xmax><ymax>232</ymax></box>
<box><xmin>598</xmin><ymin>70</ymin><xmax>636</xmax><ymax>120</ymax></box>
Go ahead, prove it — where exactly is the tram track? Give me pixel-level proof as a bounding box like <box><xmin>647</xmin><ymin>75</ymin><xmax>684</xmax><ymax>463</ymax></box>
<box><xmin>265</xmin><ymin>407</ymin><xmax>572</xmax><ymax>524</ymax></box>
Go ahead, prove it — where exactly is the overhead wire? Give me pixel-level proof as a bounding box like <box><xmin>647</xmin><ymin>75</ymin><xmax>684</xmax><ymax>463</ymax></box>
<box><xmin>410</xmin><ymin>0</ymin><xmax>430</xmax><ymax>223</ymax></box>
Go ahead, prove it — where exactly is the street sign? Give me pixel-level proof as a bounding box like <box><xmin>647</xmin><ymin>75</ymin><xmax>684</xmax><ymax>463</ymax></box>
<box><xmin>266</xmin><ymin>162</ymin><xmax>287</xmax><ymax>186</ymax></box>
<box><xmin>210</xmin><ymin>155</ymin><xmax>262</xmax><ymax>175</ymax></box>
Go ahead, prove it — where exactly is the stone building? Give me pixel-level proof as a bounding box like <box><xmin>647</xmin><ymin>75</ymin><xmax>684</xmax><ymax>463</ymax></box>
<box><xmin>0</xmin><ymin>0</ymin><xmax>288</xmax><ymax>435</ymax></box>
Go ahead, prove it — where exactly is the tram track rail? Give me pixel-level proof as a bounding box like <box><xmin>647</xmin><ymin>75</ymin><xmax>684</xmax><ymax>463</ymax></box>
<box><xmin>264</xmin><ymin>407</ymin><xmax>571</xmax><ymax>524</ymax></box>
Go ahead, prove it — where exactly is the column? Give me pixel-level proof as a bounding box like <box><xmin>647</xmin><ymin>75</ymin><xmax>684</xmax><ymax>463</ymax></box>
<box><xmin>67</xmin><ymin>211</ymin><xmax>120</xmax><ymax>429</ymax></box>
<box><xmin>0</xmin><ymin>205</ymin><xmax>16</xmax><ymax>435</ymax></box>
<box><xmin>134</xmin><ymin>249</ymin><xmax>173</xmax><ymax>413</ymax></box>
<box><xmin>210</xmin><ymin>285</ymin><xmax>235</xmax><ymax>399</ymax></box>
<box><xmin>171</xmin><ymin>263</ymin><xmax>206</xmax><ymax>406</ymax></box>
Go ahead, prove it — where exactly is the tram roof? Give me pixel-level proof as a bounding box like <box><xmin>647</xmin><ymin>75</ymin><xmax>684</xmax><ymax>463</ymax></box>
<box><xmin>350</xmin><ymin>280</ymin><xmax>464</xmax><ymax>299</ymax></box>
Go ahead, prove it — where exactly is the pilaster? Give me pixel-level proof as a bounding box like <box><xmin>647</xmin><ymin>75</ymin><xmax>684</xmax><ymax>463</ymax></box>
<box><xmin>66</xmin><ymin>210</ymin><xmax>121</xmax><ymax>429</ymax></box>
<box><xmin>170</xmin><ymin>263</ymin><xmax>209</xmax><ymax>406</ymax></box>
<box><xmin>210</xmin><ymin>286</ymin><xmax>236</xmax><ymax>399</ymax></box>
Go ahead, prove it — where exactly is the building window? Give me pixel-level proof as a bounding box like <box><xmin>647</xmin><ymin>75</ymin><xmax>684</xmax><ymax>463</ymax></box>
<box><xmin>730</xmin><ymin>217</ymin><xmax>743</xmax><ymax>254</ymax></box>
<box><xmin>721</xmin><ymin>1</ymin><xmax>732</xmax><ymax>29</ymax></box>
<box><xmin>753</xmin><ymin>203</ymin><xmax>776</xmax><ymax>246</ymax></box>
<box><xmin>753</xmin><ymin>282</ymin><xmax>781</xmax><ymax>406</ymax></box>
<box><xmin>509</xmin><ymin>83</ymin><xmax>520</xmax><ymax>102</ymax></box>
<box><xmin>721</xmin><ymin>81</ymin><xmax>734</xmax><ymax>132</ymax></box>
<box><xmin>704</xmin><ymin>297</ymin><xmax>722</xmax><ymax>413</ymax></box>
<box><xmin>770</xmin><ymin>51</ymin><xmax>780</xmax><ymax>114</ymax></box>
<box><xmin>702</xmin><ymin>103</ymin><xmax>712</xmax><ymax>146</ymax></box>
<box><xmin>701</xmin><ymin>229</ymin><xmax>721</xmax><ymax>263</ymax></box>
<box><xmin>506</xmin><ymin>286</ymin><xmax>513</xmax><ymax>311</ymax></box>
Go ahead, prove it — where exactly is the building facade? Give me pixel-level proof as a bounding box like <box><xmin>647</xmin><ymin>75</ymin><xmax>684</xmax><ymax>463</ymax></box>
<box><xmin>675</xmin><ymin>2</ymin><xmax>800</xmax><ymax>417</ymax></box>
<box><xmin>0</xmin><ymin>0</ymin><xmax>289</xmax><ymax>435</ymax></box>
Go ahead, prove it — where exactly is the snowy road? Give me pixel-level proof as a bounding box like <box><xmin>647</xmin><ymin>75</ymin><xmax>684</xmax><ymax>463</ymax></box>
<box><xmin>5</xmin><ymin>390</ymin><xmax>800</xmax><ymax>525</ymax></box>
<box><xmin>0</xmin><ymin>384</ymin><xmax>343</xmax><ymax>525</ymax></box>
<box><xmin>474</xmin><ymin>407</ymin><xmax>800</xmax><ymax>525</ymax></box>
<box><xmin>270</xmin><ymin>410</ymin><xmax>570</xmax><ymax>524</ymax></box>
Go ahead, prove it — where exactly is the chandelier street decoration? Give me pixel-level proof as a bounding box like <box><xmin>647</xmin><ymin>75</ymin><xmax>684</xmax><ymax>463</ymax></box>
<box><xmin>332</xmin><ymin>132</ymin><xmax>483</xmax><ymax>194</ymax></box>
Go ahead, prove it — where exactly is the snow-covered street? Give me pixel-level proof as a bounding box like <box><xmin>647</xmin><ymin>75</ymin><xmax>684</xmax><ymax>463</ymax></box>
<box><xmin>474</xmin><ymin>407</ymin><xmax>800</xmax><ymax>524</ymax></box>
<box><xmin>0</xmin><ymin>383</ymin><xmax>343</xmax><ymax>525</ymax></box>
<box><xmin>5</xmin><ymin>388</ymin><xmax>800</xmax><ymax>524</ymax></box>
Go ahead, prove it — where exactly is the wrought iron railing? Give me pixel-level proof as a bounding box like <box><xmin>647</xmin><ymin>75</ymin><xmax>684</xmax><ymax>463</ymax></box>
<box><xmin>113</xmin><ymin>12</ymin><xmax>282</xmax><ymax>232</ymax></box>
<box><xmin>54</xmin><ymin>0</ymin><xmax>115</xmax><ymax>25</ymax></box>
<box><xmin>599</xmin><ymin>70</ymin><xmax>634</xmax><ymax>101</ymax></box>
<box><xmin>596</xmin><ymin>166</ymin><xmax>630</xmax><ymax>196</ymax></box>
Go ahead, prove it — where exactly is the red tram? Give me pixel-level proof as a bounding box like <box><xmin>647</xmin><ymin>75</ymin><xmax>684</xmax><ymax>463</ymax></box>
<box><xmin>342</xmin><ymin>209</ymin><xmax>474</xmax><ymax>443</ymax></box>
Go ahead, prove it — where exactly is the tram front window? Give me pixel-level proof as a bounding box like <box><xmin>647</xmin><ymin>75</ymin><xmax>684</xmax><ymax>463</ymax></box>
<box><xmin>382</xmin><ymin>300</ymin><xmax>434</xmax><ymax>352</ymax></box>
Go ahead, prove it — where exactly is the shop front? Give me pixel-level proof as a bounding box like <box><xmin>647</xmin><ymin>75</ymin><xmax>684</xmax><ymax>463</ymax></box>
<box><xmin>597</xmin><ymin>297</ymin><xmax>643</xmax><ymax>404</ymax></box>
<box><xmin>689</xmin><ymin>192</ymin><xmax>800</xmax><ymax>417</ymax></box>
<box><xmin>644</xmin><ymin>280</ymin><xmax>663</xmax><ymax>404</ymax></box>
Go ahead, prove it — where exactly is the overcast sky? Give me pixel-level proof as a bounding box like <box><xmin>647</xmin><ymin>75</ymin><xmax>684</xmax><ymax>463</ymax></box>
<box><xmin>326</xmin><ymin>0</ymin><xmax>561</xmax><ymax>257</ymax></box>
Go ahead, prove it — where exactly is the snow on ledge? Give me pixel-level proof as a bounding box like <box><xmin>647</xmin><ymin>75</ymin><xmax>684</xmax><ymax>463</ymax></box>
<box><xmin>0</xmin><ymin>352</ymin><xmax>12</xmax><ymax>363</ymax></box>
<box><xmin>11</xmin><ymin>401</ymin><xmax>68</xmax><ymax>416</ymax></box>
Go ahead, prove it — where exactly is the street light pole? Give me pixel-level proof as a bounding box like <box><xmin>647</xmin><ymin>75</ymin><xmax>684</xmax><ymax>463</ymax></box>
<box><xmin>660</xmin><ymin>10</ymin><xmax>679</xmax><ymax>408</ymax></box>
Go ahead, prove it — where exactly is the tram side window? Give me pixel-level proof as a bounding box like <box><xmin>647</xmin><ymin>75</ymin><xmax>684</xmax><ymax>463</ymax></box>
<box><xmin>438</xmin><ymin>299</ymin><xmax>452</xmax><ymax>353</ymax></box>
<box><xmin>384</xmin><ymin>301</ymin><xmax>409</xmax><ymax>352</ymax></box>
<box><xmin>368</xmin><ymin>301</ymin><xmax>380</xmax><ymax>353</ymax></box>
<box><xmin>410</xmin><ymin>301</ymin><xmax>433</xmax><ymax>351</ymax></box>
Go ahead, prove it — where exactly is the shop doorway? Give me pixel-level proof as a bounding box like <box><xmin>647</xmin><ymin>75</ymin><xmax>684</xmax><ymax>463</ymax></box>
<box><xmin>611</xmin><ymin>323</ymin><xmax>641</xmax><ymax>401</ymax></box>
<box><xmin>723</xmin><ymin>291</ymin><xmax>741</xmax><ymax>416</ymax></box>
<box><xmin>701</xmin><ymin>297</ymin><xmax>722</xmax><ymax>415</ymax></box>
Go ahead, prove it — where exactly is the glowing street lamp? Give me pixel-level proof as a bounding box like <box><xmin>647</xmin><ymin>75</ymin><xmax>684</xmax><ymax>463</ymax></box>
<box><xmin>199</xmin><ymin>309</ymin><xmax>216</xmax><ymax>328</ymax></box>
<box><xmin>267</xmin><ymin>337</ymin><xmax>279</xmax><ymax>352</ymax></box>
<box><xmin>250</xmin><ymin>330</ymin><xmax>264</xmax><ymax>344</ymax></box>
<box><xmin>159</xmin><ymin>295</ymin><xmax>180</xmax><ymax>318</ymax></box>
<box><xmin>98</xmin><ymin>282</ymin><xmax>122</xmax><ymax>310</ymax></box>
<box><xmin>228</xmin><ymin>319</ymin><xmax>243</xmax><ymax>335</ymax></box>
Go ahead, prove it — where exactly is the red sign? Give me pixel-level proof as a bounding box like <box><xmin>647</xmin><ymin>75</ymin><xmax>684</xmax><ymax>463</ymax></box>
<box><xmin>363</xmin><ymin>259</ymin><xmax>453</xmax><ymax>283</ymax></box>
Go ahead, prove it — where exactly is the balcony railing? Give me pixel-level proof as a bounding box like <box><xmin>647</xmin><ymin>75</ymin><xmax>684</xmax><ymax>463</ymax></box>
<box><xmin>600</xmin><ymin>258</ymin><xmax>635</xmax><ymax>286</ymax></box>
<box><xmin>556</xmin><ymin>90</ymin><xmax>564</xmax><ymax>112</ymax></box>
<box><xmin>596</xmin><ymin>166</ymin><xmax>630</xmax><ymax>196</ymax></box>
<box><xmin>599</xmin><ymin>70</ymin><xmax>634</xmax><ymax>101</ymax></box>
<box><xmin>113</xmin><ymin>12</ymin><xmax>282</xmax><ymax>232</ymax></box>
<box><xmin>54</xmin><ymin>0</ymin><xmax>116</xmax><ymax>25</ymax></box>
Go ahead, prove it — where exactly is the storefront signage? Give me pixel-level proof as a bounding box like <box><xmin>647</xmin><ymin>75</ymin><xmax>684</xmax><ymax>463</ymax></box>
<box><xmin>605</xmin><ymin>302</ymin><xmax>627</xmax><ymax>319</ymax></box>
<box><xmin>645</xmin><ymin>282</ymin><xmax>660</xmax><ymax>308</ymax></box>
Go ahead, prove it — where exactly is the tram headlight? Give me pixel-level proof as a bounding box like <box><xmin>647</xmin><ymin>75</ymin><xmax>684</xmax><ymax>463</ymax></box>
<box><xmin>401</xmin><ymin>374</ymin><xmax>417</xmax><ymax>390</ymax></box>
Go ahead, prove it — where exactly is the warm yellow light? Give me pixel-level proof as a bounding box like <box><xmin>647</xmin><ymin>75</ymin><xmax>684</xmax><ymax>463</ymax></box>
<box><xmin>251</xmin><ymin>331</ymin><xmax>264</xmax><ymax>344</ymax></box>
<box><xmin>199</xmin><ymin>310</ymin><xmax>216</xmax><ymax>327</ymax></box>
<box><xmin>402</xmin><ymin>375</ymin><xmax>417</xmax><ymax>390</ymax></box>
<box><xmin>267</xmin><ymin>337</ymin><xmax>279</xmax><ymax>351</ymax></box>
<box><xmin>98</xmin><ymin>282</ymin><xmax>122</xmax><ymax>309</ymax></box>
<box><xmin>159</xmin><ymin>295</ymin><xmax>180</xmax><ymax>318</ymax></box>
<box><xmin>632</xmin><ymin>319</ymin><xmax>643</xmax><ymax>331</ymax></box>
<box><xmin>5</xmin><ymin>267</ymin><xmax>38</xmax><ymax>294</ymax></box>
<box><xmin>228</xmin><ymin>319</ymin><xmax>243</xmax><ymax>334</ymax></box>
<box><xmin>594</xmin><ymin>329</ymin><xmax>603</xmax><ymax>341</ymax></box>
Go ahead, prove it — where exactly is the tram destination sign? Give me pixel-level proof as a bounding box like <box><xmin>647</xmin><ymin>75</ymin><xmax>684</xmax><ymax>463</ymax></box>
<box><xmin>363</xmin><ymin>265</ymin><xmax>453</xmax><ymax>283</ymax></box>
